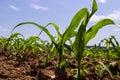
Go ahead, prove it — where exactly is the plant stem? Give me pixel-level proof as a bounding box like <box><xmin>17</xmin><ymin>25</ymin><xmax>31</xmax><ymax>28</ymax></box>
<box><xmin>77</xmin><ymin>52</ymin><xmax>83</xmax><ymax>80</ymax></box>
<box><xmin>77</xmin><ymin>53</ymin><xmax>80</xmax><ymax>80</ymax></box>
<box><xmin>58</xmin><ymin>45</ymin><xmax>63</xmax><ymax>68</ymax></box>
<box><xmin>58</xmin><ymin>54</ymin><xmax>62</xmax><ymax>68</ymax></box>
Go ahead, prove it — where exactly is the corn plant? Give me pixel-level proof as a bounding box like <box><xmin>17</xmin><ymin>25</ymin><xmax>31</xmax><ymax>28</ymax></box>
<box><xmin>12</xmin><ymin>37</ymin><xmax>25</xmax><ymax>56</ymax></box>
<box><xmin>11</xmin><ymin>23</ymin><xmax>59</xmax><ymax>67</ymax></box>
<box><xmin>97</xmin><ymin>37</ymin><xmax>120</xmax><ymax>60</ymax></box>
<box><xmin>98</xmin><ymin>36</ymin><xmax>120</xmax><ymax>59</ymax></box>
<box><xmin>73</xmin><ymin>0</ymin><xmax>115</xmax><ymax>79</ymax></box>
<box><xmin>95</xmin><ymin>61</ymin><xmax>114</xmax><ymax>79</ymax></box>
<box><xmin>24</xmin><ymin>36</ymin><xmax>52</xmax><ymax>63</ymax></box>
<box><xmin>4</xmin><ymin>33</ymin><xmax>25</xmax><ymax>55</ymax></box>
<box><xmin>16</xmin><ymin>36</ymin><xmax>40</xmax><ymax>59</ymax></box>
<box><xmin>109</xmin><ymin>36</ymin><xmax>120</xmax><ymax>58</ymax></box>
<box><xmin>85</xmin><ymin>45</ymin><xmax>106</xmax><ymax>59</ymax></box>
<box><xmin>24</xmin><ymin>36</ymin><xmax>41</xmax><ymax>54</ymax></box>
<box><xmin>0</xmin><ymin>37</ymin><xmax>7</xmax><ymax>53</ymax></box>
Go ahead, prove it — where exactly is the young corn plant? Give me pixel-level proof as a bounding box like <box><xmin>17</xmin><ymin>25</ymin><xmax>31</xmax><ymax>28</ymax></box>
<box><xmin>109</xmin><ymin>36</ymin><xmax>120</xmax><ymax>58</ymax></box>
<box><xmin>98</xmin><ymin>61</ymin><xmax>114</xmax><ymax>79</ymax></box>
<box><xmin>12</xmin><ymin>36</ymin><xmax>25</xmax><ymax>56</ymax></box>
<box><xmin>4</xmin><ymin>33</ymin><xmax>25</xmax><ymax>56</ymax></box>
<box><xmin>73</xmin><ymin>0</ymin><xmax>115</xmax><ymax>79</ymax></box>
<box><xmin>24</xmin><ymin>36</ymin><xmax>41</xmax><ymax>54</ymax></box>
<box><xmin>0</xmin><ymin>37</ymin><xmax>7</xmax><ymax>53</ymax></box>
<box><xmin>98</xmin><ymin>37</ymin><xmax>119</xmax><ymax>60</ymax></box>
<box><xmin>95</xmin><ymin>61</ymin><xmax>114</xmax><ymax>79</ymax></box>
<box><xmin>85</xmin><ymin>45</ymin><xmax>105</xmax><ymax>58</ymax></box>
<box><xmin>11</xmin><ymin>23</ymin><xmax>62</xmax><ymax>68</ymax></box>
<box><xmin>11</xmin><ymin>6</ymin><xmax>88</xmax><ymax>68</ymax></box>
<box><xmin>24</xmin><ymin>36</ymin><xmax>52</xmax><ymax>63</ymax></box>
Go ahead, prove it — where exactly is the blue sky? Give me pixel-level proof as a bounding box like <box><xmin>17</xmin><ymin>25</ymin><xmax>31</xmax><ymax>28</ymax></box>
<box><xmin>0</xmin><ymin>0</ymin><xmax>120</xmax><ymax>45</ymax></box>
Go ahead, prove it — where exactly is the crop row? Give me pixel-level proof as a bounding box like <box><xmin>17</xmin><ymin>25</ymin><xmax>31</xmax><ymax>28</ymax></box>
<box><xmin>0</xmin><ymin>0</ymin><xmax>119</xmax><ymax>79</ymax></box>
<box><xmin>0</xmin><ymin>32</ymin><xmax>120</xmax><ymax>78</ymax></box>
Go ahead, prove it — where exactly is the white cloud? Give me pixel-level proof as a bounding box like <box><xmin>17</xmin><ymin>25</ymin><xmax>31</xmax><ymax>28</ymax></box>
<box><xmin>98</xmin><ymin>0</ymin><xmax>106</xmax><ymax>3</ymax></box>
<box><xmin>116</xmin><ymin>24</ymin><xmax>120</xmax><ymax>27</ymax></box>
<box><xmin>30</xmin><ymin>4</ymin><xmax>48</xmax><ymax>11</ymax></box>
<box><xmin>112</xmin><ymin>24</ymin><xmax>120</xmax><ymax>31</ymax></box>
<box><xmin>90</xmin><ymin>15</ymin><xmax>106</xmax><ymax>22</ymax></box>
<box><xmin>0</xmin><ymin>26</ymin><xmax>9</xmax><ymax>32</ymax></box>
<box><xmin>108</xmin><ymin>11</ymin><xmax>120</xmax><ymax>21</ymax></box>
<box><xmin>8</xmin><ymin>5</ymin><xmax>20</xmax><ymax>11</ymax></box>
<box><xmin>112</xmin><ymin>28</ymin><xmax>120</xmax><ymax>31</ymax></box>
<box><xmin>90</xmin><ymin>10</ymin><xmax>120</xmax><ymax>22</ymax></box>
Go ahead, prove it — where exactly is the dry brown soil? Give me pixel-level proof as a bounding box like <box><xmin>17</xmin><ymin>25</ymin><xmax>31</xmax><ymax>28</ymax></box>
<box><xmin>0</xmin><ymin>52</ymin><xmax>120</xmax><ymax>80</ymax></box>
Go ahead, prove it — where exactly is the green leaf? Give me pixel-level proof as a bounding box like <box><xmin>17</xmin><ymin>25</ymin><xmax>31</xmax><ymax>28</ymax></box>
<box><xmin>111</xmin><ymin>36</ymin><xmax>120</xmax><ymax>47</ymax></box>
<box><xmin>91</xmin><ymin>0</ymin><xmax>98</xmax><ymax>16</ymax></box>
<box><xmin>99</xmin><ymin>61</ymin><xmax>114</xmax><ymax>79</ymax></box>
<box><xmin>12</xmin><ymin>22</ymin><xmax>57</xmax><ymax>44</ymax></box>
<box><xmin>45</xmin><ymin>22</ymin><xmax>62</xmax><ymax>42</ymax></box>
<box><xmin>62</xmin><ymin>8</ymin><xmax>88</xmax><ymax>43</ymax></box>
<box><xmin>85</xmin><ymin>19</ymin><xmax>115</xmax><ymax>45</ymax></box>
<box><xmin>74</xmin><ymin>20</ymin><xmax>86</xmax><ymax>52</ymax></box>
<box><xmin>10</xmin><ymin>33</ymin><xmax>24</xmax><ymax>40</ymax></box>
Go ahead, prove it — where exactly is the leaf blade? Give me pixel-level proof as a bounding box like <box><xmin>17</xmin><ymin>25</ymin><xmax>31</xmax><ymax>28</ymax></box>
<box><xmin>12</xmin><ymin>22</ymin><xmax>57</xmax><ymax>44</ymax></box>
<box><xmin>62</xmin><ymin>8</ymin><xmax>88</xmax><ymax>43</ymax></box>
<box><xmin>85</xmin><ymin>19</ymin><xmax>115</xmax><ymax>45</ymax></box>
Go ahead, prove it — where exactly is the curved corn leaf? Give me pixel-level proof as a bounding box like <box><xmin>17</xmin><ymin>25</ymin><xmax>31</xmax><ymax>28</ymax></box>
<box><xmin>98</xmin><ymin>61</ymin><xmax>114</xmax><ymax>79</ymax></box>
<box><xmin>12</xmin><ymin>22</ymin><xmax>57</xmax><ymax>44</ymax></box>
<box><xmin>85</xmin><ymin>19</ymin><xmax>115</xmax><ymax>45</ymax></box>
<box><xmin>62</xmin><ymin>8</ymin><xmax>88</xmax><ymax>43</ymax></box>
<box><xmin>44</xmin><ymin>22</ymin><xmax>62</xmax><ymax>42</ymax></box>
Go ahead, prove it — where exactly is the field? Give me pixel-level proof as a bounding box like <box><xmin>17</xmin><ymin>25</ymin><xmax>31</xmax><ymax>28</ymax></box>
<box><xmin>0</xmin><ymin>0</ymin><xmax>120</xmax><ymax>80</ymax></box>
<box><xmin>0</xmin><ymin>34</ymin><xmax>120</xmax><ymax>80</ymax></box>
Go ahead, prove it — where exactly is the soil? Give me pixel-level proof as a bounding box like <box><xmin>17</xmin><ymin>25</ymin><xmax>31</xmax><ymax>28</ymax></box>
<box><xmin>0</xmin><ymin>51</ymin><xmax>120</xmax><ymax>80</ymax></box>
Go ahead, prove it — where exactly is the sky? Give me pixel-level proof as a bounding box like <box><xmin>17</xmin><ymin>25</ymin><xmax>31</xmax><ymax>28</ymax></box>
<box><xmin>0</xmin><ymin>0</ymin><xmax>120</xmax><ymax>45</ymax></box>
